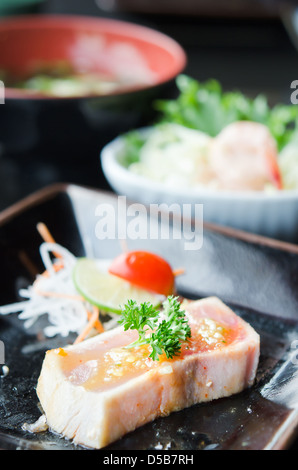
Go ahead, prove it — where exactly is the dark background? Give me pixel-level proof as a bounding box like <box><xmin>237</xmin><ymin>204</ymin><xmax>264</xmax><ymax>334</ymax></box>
<box><xmin>1</xmin><ymin>0</ymin><xmax>298</xmax><ymax>211</ymax></box>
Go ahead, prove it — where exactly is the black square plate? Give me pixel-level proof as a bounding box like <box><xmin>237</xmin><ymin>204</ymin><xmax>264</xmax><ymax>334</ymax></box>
<box><xmin>1</xmin><ymin>183</ymin><xmax>298</xmax><ymax>450</ymax></box>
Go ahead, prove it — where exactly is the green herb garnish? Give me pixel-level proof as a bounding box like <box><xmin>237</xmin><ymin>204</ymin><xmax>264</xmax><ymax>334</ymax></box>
<box><xmin>120</xmin><ymin>75</ymin><xmax>298</xmax><ymax>167</ymax></box>
<box><xmin>155</xmin><ymin>74</ymin><xmax>298</xmax><ymax>151</ymax></box>
<box><xmin>118</xmin><ymin>296</ymin><xmax>191</xmax><ymax>361</ymax></box>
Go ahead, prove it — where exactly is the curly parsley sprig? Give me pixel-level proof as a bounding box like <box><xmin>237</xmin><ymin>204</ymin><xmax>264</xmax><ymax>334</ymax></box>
<box><xmin>118</xmin><ymin>296</ymin><xmax>191</xmax><ymax>361</ymax></box>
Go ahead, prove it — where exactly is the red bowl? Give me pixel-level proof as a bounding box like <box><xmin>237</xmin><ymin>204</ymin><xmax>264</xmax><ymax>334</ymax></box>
<box><xmin>0</xmin><ymin>14</ymin><xmax>187</xmax><ymax>99</ymax></box>
<box><xmin>0</xmin><ymin>14</ymin><xmax>186</xmax><ymax>160</ymax></box>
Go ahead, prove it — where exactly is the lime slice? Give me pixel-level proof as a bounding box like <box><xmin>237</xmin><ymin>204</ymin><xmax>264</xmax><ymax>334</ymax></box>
<box><xmin>73</xmin><ymin>258</ymin><xmax>163</xmax><ymax>314</ymax></box>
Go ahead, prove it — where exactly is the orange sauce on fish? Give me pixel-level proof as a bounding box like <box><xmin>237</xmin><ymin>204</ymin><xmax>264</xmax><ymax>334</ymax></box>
<box><xmin>57</xmin><ymin>317</ymin><xmax>241</xmax><ymax>392</ymax></box>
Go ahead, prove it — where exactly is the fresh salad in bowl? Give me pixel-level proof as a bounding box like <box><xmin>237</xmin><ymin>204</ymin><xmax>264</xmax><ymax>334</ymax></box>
<box><xmin>117</xmin><ymin>75</ymin><xmax>298</xmax><ymax>192</ymax></box>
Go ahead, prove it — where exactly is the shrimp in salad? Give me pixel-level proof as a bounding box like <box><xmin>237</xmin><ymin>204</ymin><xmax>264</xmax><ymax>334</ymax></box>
<box><xmin>208</xmin><ymin>121</ymin><xmax>283</xmax><ymax>191</ymax></box>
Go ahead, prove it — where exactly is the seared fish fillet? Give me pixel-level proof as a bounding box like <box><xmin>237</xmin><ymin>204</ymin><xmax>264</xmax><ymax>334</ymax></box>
<box><xmin>36</xmin><ymin>297</ymin><xmax>260</xmax><ymax>449</ymax></box>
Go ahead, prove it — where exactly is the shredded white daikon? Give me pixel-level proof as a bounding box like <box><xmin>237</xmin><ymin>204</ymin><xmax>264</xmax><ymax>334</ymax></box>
<box><xmin>0</xmin><ymin>242</ymin><xmax>108</xmax><ymax>338</ymax></box>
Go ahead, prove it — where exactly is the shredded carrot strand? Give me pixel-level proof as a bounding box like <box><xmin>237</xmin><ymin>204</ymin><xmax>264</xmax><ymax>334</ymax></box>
<box><xmin>32</xmin><ymin>285</ymin><xmax>84</xmax><ymax>302</ymax></box>
<box><xmin>37</xmin><ymin>222</ymin><xmax>56</xmax><ymax>244</ymax></box>
<box><xmin>74</xmin><ymin>306</ymin><xmax>103</xmax><ymax>344</ymax></box>
<box><xmin>36</xmin><ymin>222</ymin><xmax>62</xmax><ymax>259</ymax></box>
<box><xmin>39</xmin><ymin>262</ymin><xmax>64</xmax><ymax>279</ymax></box>
<box><xmin>37</xmin><ymin>222</ymin><xmax>65</xmax><ymax>275</ymax></box>
<box><xmin>173</xmin><ymin>268</ymin><xmax>185</xmax><ymax>277</ymax></box>
<box><xmin>86</xmin><ymin>310</ymin><xmax>105</xmax><ymax>334</ymax></box>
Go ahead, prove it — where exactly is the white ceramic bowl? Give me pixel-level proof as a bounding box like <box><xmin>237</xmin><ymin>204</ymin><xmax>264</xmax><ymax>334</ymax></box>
<box><xmin>100</xmin><ymin>129</ymin><xmax>298</xmax><ymax>243</ymax></box>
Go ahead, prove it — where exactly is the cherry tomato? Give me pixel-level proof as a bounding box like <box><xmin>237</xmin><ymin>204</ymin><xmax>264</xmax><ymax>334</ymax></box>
<box><xmin>108</xmin><ymin>251</ymin><xmax>175</xmax><ymax>296</ymax></box>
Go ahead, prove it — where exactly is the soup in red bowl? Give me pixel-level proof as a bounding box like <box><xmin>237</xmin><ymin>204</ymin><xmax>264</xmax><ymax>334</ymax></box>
<box><xmin>0</xmin><ymin>15</ymin><xmax>186</xmax><ymax>160</ymax></box>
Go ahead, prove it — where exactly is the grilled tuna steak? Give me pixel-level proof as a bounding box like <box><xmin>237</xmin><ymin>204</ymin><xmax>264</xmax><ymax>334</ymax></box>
<box><xmin>36</xmin><ymin>297</ymin><xmax>260</xmax><ymax>449</ymax></box>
